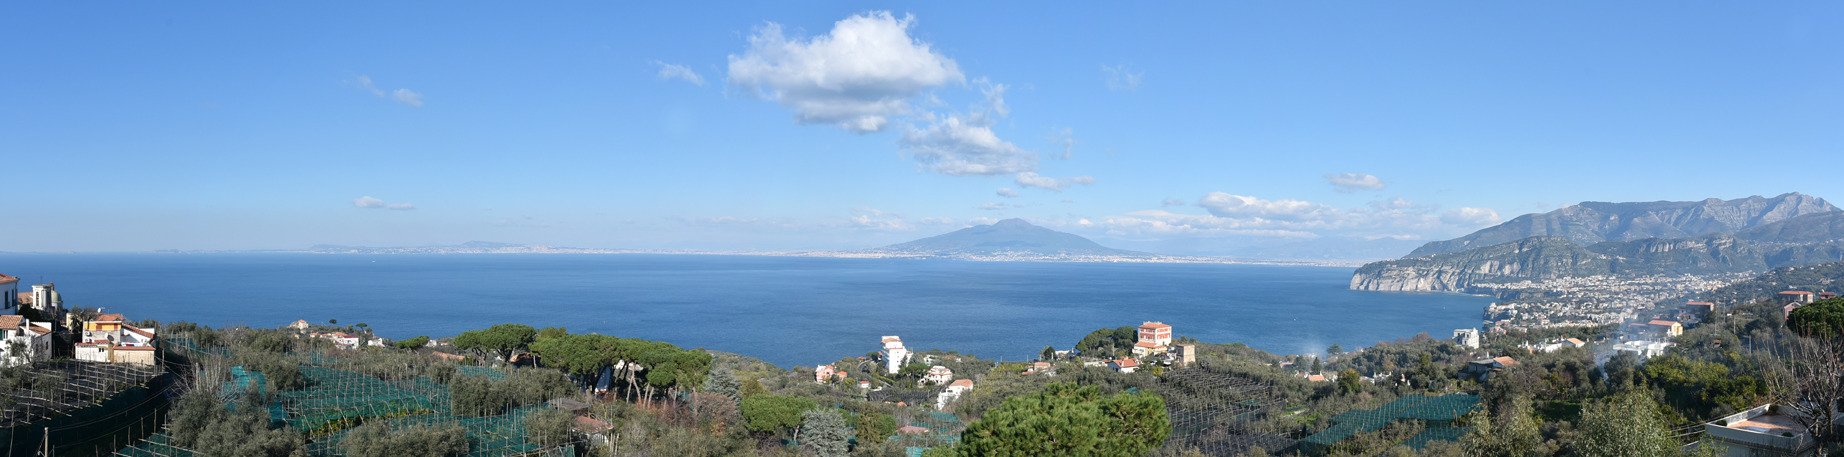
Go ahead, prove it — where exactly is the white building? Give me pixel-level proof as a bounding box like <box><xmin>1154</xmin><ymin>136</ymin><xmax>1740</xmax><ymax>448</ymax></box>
<box><xmin>920</xmin><ymin>365</ymin><xmax>953</xmax><ymax>386</ymax></box>
<box><xmin>0</xmin><ymin>274</ymin><xmax>19</xmax><ymax>310</ymax></box>
<box><xmin>29</xmin><ymin>283</ymin><xmax>61</xmax><ymax>315</ymax></box>
<box><xmin>1132</xmin><ymin>322</ymin><xmax>1173</xmax><ymax>357</ymax></box>
<box><xmin>935</xmin><ymin>379</ymin><xmax>974</xmax><ymax>410</ymax></box>
<box><xmin>1613</xmin><ymin>340</ymin><xmax>1675</xmax><ymax>359</ymax></box>
<box><xmin>1701</xmin><ymin>404</ymin><xmax>1816</xmax><ymax>456</ymax></box>
<box><xmin>1</xmin><ymin>315</ymin><xmax>54</xmax><ymax>367</ymax></box>
<box><xmin>76</xmin><ymin>313</ymin><xmax>158</xmax><ymax>366</ymax></box>
<box><xmin>881</xmin><ymin>336</ymin><xmax>910</xmax><ymax>374</ymax></box>
<box><xmin>1453</xmin><ymin>328</ymin><xmax>1481</xmax><ymax>349</ymax></box>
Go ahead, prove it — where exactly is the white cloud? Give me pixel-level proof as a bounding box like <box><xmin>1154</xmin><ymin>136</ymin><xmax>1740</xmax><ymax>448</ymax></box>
<box><xmin>353</xmin><ymin>196</ymin><xmax>415</xmax><ymax>211</ymax></box>
<box><xmin>1160</xmin><ymin>198</ymin><xmax>1187</xmax><ymax>207</ymax></box>
<box><xmin>1013</xmin><ymin>172</ymin><xmax>1095</xmax><ymax>191</ymax></box>
<box><xmin>1198</xmin><ymin>193</ymin><xmax>1334</xmax><ymax>222</ymax></box>
<box><xmin>901</xmin><ymin>113</ymin><xmax>1035</xmax><ymax>175</ymax></box>
<box><xmin>353</xmin><ymin>196</ymin><xmax>385</xmax><ymax>208</ymax></box>
<box><xmin>978</xmin><ymin>202</ymin><xmax>1018</xmax><ymax>211</ymax></box>
<box><xmin>352</xmin><ymin>75</ymin><xmax>423</xmax><ymax>108</ymax></box>
<box><xmin>1442</xmin><ymin>207</ymin><xmax>1502</xmax><ymax>226</ymax></box>
<box><xmin>847</xmin><ymin>208</ymin><xmax>912</xmax><ymax>231</ymax></box>
<box><xmin>1101</xmin><ymin>64</ymin><xmax>1144</xmax><ymax>92</ymax></box>
<box><xmin>654</xmin><ymin>61</ymin><xmax>706</xmax><ymax>86</ymax></box>
<box><xmin>1325</xmin><ymin>172</ymin><xmax>1386</xmax><ymax>192</ymax></box>
<box><xmin>727</xmin><ymin>11</ymin><xmax>963</xmax><ymax>133</ymax></box>
<box><xmin>391</xmin><ymin>89</ymin><xmax>424</xmax><ymax>108</ymax></box>
<box><xmin>1048</xmin><ymin>127</ymin><xmax>1076</xmax><ymax>159</ymax></box>
<box><xmin>996</xmin><ymin>188</ymin><xmax>1019</xmax><ymax>198</ymax></box>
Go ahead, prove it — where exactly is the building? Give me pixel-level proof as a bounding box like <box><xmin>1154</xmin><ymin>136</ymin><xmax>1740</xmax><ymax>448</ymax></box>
<box><xmin>1701</xmin><ymin>404</ymin><xmax>1816</xmax><ymax>456</ymax></box>
<box><xmin>921</xmin><ymin>365</ymin><xmax>953</xmax><ymax>386</ymax></box>
<box><xmin>287</xmin><ymin>319</ymin><xmax>311</xmax><ymax>331</ymax></box>
<box><xmin>1613</xmin><ymin>340</ymin><xmax>1675</xmax><ymax>359</ymax></box>
<box><xmin>0</xmin><ymin>315</ymin><xmax>54</xmax><ymax>367</ymax></box>
<box><xmin>76</xmin><ymin>313</ymin><xmax>158</xmax><ymax>366</ymax></box>
<box><xmin>1780</xmin><ymin>291</ymin><xmax>1817</xmax><ymax>305</ymax></box>
<box><xmin>1453</xmin><ymin>328</ymin><xmax>1481</xmax><ymax>349</ymax></box>
<box><xmin>1110</xmin><ymin>357</ymin><xmax>1140</xmax><ymax>373</ymax></box>
<box><xmin>29</xmin><ymin>283</ymin><xmax>62</xmax><ymax>315</ymax></box>
<box><xmin>1133</xmin><ymin>322</ymin><xmax>1173</xmax><ymax>357</ymax></box>
<box><xmin>881</xmin><ymin>336</ymin><xmax>910</xmax><ymax>374</ymax></box>
<box><xmin>1645</xmin><ymin>319</ymin><xmax>1684</xmax><ymax>338</ymax></box>
<box><xmin>1463</xmin><ymin>356</ymin><xmax>1518</xmax><ymax>381</ymax></box>
<box><xmin>1174</xmin><ymin>343</ymin><xmax>1198</xmax><ymax>368</ymax></box>
<box><xmin>815</xmin><ymin>364</ymin><xmax>840</xmax><ymax>383</ymax></box>
<box><xmin>936</xmin><ymin>379</ymin><xmax>974</xmax><ymax>410</ymax></box>
<box><xmin>0</xmin><ymin>274</ymin><xmax>18</xmax><ymax>310</ymax></box>
<box><xmin>1685</xmin><ymin>301</ymin><xmax>1717</xmax><ymax>316</ymax></box>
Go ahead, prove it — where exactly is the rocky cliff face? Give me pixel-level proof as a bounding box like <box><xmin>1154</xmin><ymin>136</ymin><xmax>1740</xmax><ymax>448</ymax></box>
<box><xmin>1408</xmin><ymin>193</ymin><xmax>1835</xmax><ymax>257</ymax></box>
<box><xmin>1353</xmin><ymin>194</ymin><xmax>1844</xmax><ymax>293</ymax></box>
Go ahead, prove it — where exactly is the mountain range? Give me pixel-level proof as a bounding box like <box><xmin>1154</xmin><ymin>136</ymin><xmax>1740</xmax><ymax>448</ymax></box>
<box><xmin>1351</xmin><ymin>193</ymin><xmax>1844</xmax><ymax>292</ymax></box>
<box><xmin>870</xmin><ymin>218</ymin><xmax>1147</xmax><ymax>258</ymax></box>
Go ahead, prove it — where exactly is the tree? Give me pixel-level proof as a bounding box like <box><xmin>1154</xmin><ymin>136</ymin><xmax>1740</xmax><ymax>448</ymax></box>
<box><xmin>1042</xmin><ymin>345</ymin><xmax>1057</xmax><ymax>361</ymax></box>
<box><xmin>1769</xmin><ymin>337</ymin><xmax>1844</xmax><ymax>454</ymax></box>
<box><xmin>1310</xmin><ymin>356</ymin><xmax>1322</xmax><ymax>374</ymax></box>
<box><xmin>798</xmin><ymin>408</ymin><xmax>851</xmax><ymax>457</ymax></box>
<box><xmin>394</xmin><ymin>335</ymin><xmax>430</xmax><ymax>350</ymax></box>
<box><xmin>339</xmin><ymin>422</ymin><xmax>469</xmax><ymax>457</ymax></box>
<box><xmin>524</xmin><ymin>407</ymin><xmax>578</xmax><ymax>448</ymax></box>
<box><xmin>855</xmin><ymin>410</ymin><xmax>898</xmax><ymax>445</ymax></box>
<box><xmin>1460</xmin><ymin>395</ymin><xmax>1548</xmax><ymax>456</ymax></box>
<box><xmin>1789</xmin><ymin>298</ymin><xmax>1844</xmax><ymax>338</ymax></box>
<box><xmin>706</xmin><ymin>365</ymin><xmax>741</xmax><ymax>401</ymax></box>
<box><xmin>1572</xmin><ymin>390</ymin><xmax>1678</xmax><ymax>456</ymax></box>
<box><xmin>957</xmin><ymin>383</ymin><xmax>1169</xmax><ymax>456</ymax></box>
<box><xmin>1327</xmin><ymin>344</ymin><xmax>1344</xmax><ymax>358</ymax></box>
<box><xmin>1075</xmin><ymin>326</ymin><xmax>1137</xmax><ymax>357</ymax></box>
<box><xmin>1336</xmin><ymin>368</ymin><xmax>1362</xmax><ymax>395</ymax></box>
<box><xmin>741</xmin><ymin>394</ymin><xmax>817</xmax><ymax>437</ymax></box>
<box><xmin>453</xmin><ymin>323</ymin><xmax>537</xmax><ymax>362</ymax></box>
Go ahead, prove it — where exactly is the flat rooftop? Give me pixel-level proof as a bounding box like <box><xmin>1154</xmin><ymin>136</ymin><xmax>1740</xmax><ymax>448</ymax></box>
<box><xmin>1728</xmin><ymin>413</ymin><xmax>1804</xmax><ymax>435</ymax></box>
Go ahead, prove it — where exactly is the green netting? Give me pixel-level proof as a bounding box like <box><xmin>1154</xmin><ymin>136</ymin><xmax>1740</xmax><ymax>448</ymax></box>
<box><xmin>1300</xmin><ymin>393</ymin><xmax>1478</xmax><ymax>452</ymax></box>
<box><xmin>117</xmin><ymin>336</ymin><xmax>575</xmax><ymax>457</ymax></box>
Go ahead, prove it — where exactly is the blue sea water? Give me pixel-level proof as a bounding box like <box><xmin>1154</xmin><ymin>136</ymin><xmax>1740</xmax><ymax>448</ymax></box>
<box><xmin>0</xmin><ymin>254</ymin><xmax>1490</xmax><ymax>367</ymax></box>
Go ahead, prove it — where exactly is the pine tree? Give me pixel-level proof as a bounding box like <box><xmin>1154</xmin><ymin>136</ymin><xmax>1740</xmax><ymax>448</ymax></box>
<box><xmin>799</xmin><ymin>408</ymin><xmax>851</xmax><ymax>457</ymax></box>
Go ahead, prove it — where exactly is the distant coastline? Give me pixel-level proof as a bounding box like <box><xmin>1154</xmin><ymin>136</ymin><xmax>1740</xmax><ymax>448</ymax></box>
<box><xmin>131</xmin><ymin>245</ymin><xmax>1374</xmax><ymax>268</ymax></box>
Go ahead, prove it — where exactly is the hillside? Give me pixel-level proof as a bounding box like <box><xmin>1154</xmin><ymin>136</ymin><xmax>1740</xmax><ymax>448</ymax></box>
<box><xmin>1408</xmin><ymin>193</ymin><xmax>1835</xmax><ymax>257</ymax></box>
<box><xmin>872</xmin><ymin>219</ymin><xmax>1146</xmax><ymax>258</ymax></box>
<box><xmin>1352</xmin><ymin>193</ymin><xmax>1844</xmax><ymax>292</ymax></box>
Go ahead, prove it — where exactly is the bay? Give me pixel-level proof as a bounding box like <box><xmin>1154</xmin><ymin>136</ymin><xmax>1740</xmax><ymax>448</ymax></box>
<box><xmin>0</xmin><ymin>253</ymin><xmax>1490</xmax><ymax>367</ymax></box>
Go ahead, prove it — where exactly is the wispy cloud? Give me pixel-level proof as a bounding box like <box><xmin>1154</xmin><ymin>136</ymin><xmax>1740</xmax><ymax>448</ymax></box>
<box><xmin>353</xmin><ymin>196</ymin><xmax>415</xmax><ymax>211</ymax></box>
<box><xmin>1325</xmin><ymin>172</ymin><xmax>1386</xmax><ymax>192</ymax></box>
<box><xmin>728</xmin><ymin>11</ymin><xmax>962</xmax><ymax>133</ymax></box>
<box><xmin>1014</xmin><ymin>172</ymin><xmax>1095</xmax><ymax>191</ymax></box>
<box><xmin>1101</xmin><ymin>64</ymin><xmax>1144</xmax><ymax>92</ymax></box>
<box><xmin>352</xmin><ymin>75</ymin><xmax>424</xmax><ymax>108</ymax></box>
<box><xmin>1049</xmin><ymin>127</ymin><xmax>1076</xmax><ymax>159</ymax></box>
<box><xmin>996</xmin><ymin>188</ymin><xmax>1020</xmax><ymax>198</ymax></box>
<box><xmin>1097</xmin><ymin>193</ymin><xmax>1500</xmax><ymax>241</ymax></box>
<box><xmin>654</xmin><ymin>61</ymin><xmax>706</xmax><ymax>86</ymax></box>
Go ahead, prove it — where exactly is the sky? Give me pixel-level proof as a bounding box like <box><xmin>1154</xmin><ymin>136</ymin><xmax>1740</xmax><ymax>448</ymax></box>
<box><xmin>3</xmin><ymin>3</ymin><xmax>1842</xmax><ymax>257</ymax></box>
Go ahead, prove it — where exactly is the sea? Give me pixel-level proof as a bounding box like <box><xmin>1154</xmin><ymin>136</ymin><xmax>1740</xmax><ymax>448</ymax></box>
<box><xmin>0</xmin><ymin>253</ymin><xmax>1491</xmax><ymax>367</ymax></box>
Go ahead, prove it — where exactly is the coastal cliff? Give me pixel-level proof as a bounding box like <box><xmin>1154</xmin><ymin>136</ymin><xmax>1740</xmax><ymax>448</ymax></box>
<box><xmin>1351</xmin><ymin>198</ymin><xmax>1844</xmax><ymax>292</ymax></box>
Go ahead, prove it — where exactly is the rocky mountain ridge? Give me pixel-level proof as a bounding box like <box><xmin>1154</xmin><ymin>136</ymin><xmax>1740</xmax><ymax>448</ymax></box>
<box><xmin>1352</xmin><ymin>194</ymin><xmax>1844</xmax><ymax>292</ymax></box>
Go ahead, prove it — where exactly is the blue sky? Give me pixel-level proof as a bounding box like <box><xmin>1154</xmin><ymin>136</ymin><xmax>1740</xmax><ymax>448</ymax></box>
<box><xmin>3</xmin><ymin>3</ymin><xmax>1841</xmax><ymax>256</ymax></box>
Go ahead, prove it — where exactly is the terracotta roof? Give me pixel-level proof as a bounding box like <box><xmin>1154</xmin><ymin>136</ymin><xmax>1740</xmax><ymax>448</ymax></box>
<box><xmin>1566</xmin><ymin>338</ymin><xmax>1585</xmax><ymax>346</ymax></box>
<box><xmin>881</xmin><ymin>336</ymin><xmax>902</xmax><ymax>343</ymax></box>
<box><xmin>112</xmin><ymin>346</ymin><xmax>156</xmax><ymax>351</ymax></box>
<box><xmin>950</xmin><ymin>379</ymin><xmax>973</xmax><ymax>388</ymax></box>
<box><xmin>1781</xmin><ymin>291</ymin><xmax>1815</xmax><ymax>295</ymax></box>
<box><xmin>898</xmin><ymin>425</ymin><xmax>931</xmax><ymax>435</ymax></box>
<box><xmin>0</xmin><ymin>315</ymin><xmax>22</xmax><ymax>330</ymax></box>
<box><xmin>1492</xmin><ymin>356</ymin><xmax>1519</xmax><ymax>367</ymax></box>
<box><xmin>1133</xmin><ymin>341</ymin><xmax>1162</xmax><ymax>348</ymax></box>
<box><xmin>573</xmin><ymin>416</ymin><xmax>613</xmax><ymax>433</ymax></box>
<box><xmin>15</xmin><ymin>293</ymin><xmax>28</xmax><ymax>304</ymax></box>
<box><xmin>1138</xmin><ymin>322</ymin><xmax>1172</xmax><ymax>330</ymax></box>
<box><xmin>95</xmin><ymin>313</ymin><xmax>125</xmax><ymax>322</ymax></box>
<box><xmin>1647</xmin><ymin>319</ymin><xmax>1679</xmax><ymax>326</ymax></box>
<box><xmin>1114</xmin><ymin>358</ymin><xmax>1139</xmax><ymax>368</ymax></box>
<box><xmin>29</xmin><ymin>324</ymin><xmax>51</xmax><ymax>334</ymax></box>
<box><xmin>0</xmin><ymin>274</ymin><xmax>16</xmax><ymax>285</ymax></box>
<box><xmin>1306</xmin><ymin>374</ymin><xmax>1328</xmax><ymax>382</ymax></box>
<box><xmin>124</xmin><ymin>324</ymin><xmax>156</xmax><ymax>339</ymax></box>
